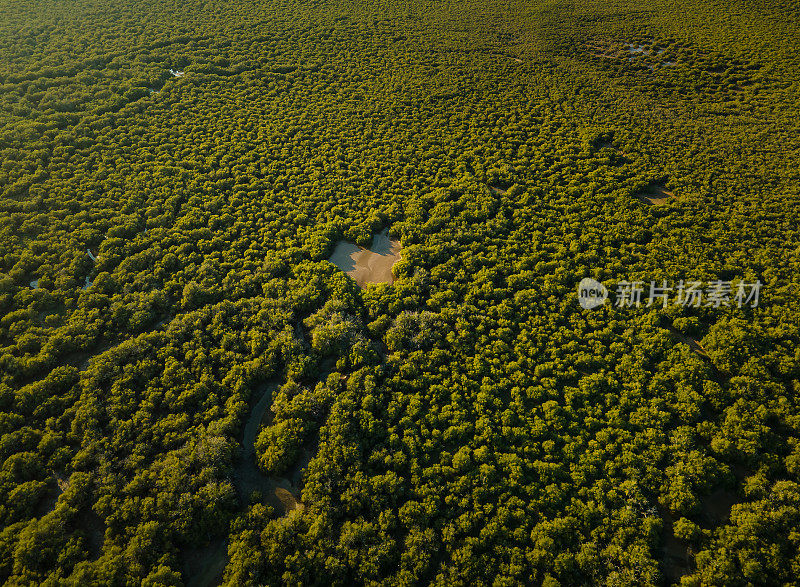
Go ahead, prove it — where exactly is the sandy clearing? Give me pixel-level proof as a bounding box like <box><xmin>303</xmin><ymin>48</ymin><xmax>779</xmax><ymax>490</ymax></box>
<box><xmin>665</xmin><ymin>325</ymin><xmax>711</xmax><ymax>362</ymax></box>
<box><xmin>329</xmin><ymin>229</ymin><xmax>401</xmax><ymax>287</ymax></box>
<box><xmin>636</xmin><ymin>184</ymin><xmax>674</xmax><ymax>205</ymax></box>
<box><xmin>275</xmin><ymin>487</ymin><xmax>304</xmax><ymax>512</ymax></box>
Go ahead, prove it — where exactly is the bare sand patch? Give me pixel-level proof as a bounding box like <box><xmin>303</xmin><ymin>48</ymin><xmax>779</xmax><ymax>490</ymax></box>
<box><xmin>671</xmin><ymin>330</ymin><xmax>708</xmax><ymax>356</ymax></box>
<box><xmin>329</xmin><ymin>229</ymin><xmax>401</xmax><ymax>287</ymax></box>
<box><xmin>636</xmin><ymin>183</ymin><xmax>674</xmax><ymax>205</ymax></box>
<box><xmin>275</xmin><ymin>487</ymin><xmax>304</xmax><ymax>512</ymax></box>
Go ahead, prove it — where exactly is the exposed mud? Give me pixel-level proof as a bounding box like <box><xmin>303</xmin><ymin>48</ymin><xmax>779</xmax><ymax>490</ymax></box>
<box><xmin>658</xmin><ymin>511</ymin><xmax>694</xmax><ymax>583</ymax></box>
<box><xmin>182</xmin><ymin>540</ymin><xmax>228</xmax><ymax>587</ymax></box>
<box><xmin>182</xmin><ymin>381</ymin><xmax>311</xmax><ymax>586</ymax></box>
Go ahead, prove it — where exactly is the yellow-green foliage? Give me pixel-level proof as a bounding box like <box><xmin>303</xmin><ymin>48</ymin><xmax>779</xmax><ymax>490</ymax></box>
<box><xmin>0</xmin><ymin>0</ymin><xmax>798</xmax><ymax>584</ymax></box>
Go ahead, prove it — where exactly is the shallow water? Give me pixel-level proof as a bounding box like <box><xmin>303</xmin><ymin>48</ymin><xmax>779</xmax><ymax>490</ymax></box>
<box><xmin>329</xmin><ymin>229</ymin><xmax>401</xmax><ymax>287</ymax></box>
